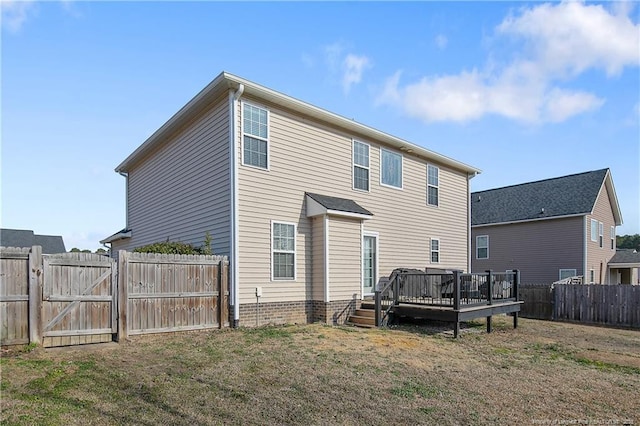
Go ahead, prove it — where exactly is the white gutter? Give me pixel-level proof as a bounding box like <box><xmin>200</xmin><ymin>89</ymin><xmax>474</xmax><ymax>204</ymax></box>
<box><xmin>472</xmin><ymin>212</ymin><xmax>585</xmax><ymax>228</ymax></box>
<box><xmin>230</xmin><ymin>83</ymin><xmax>244</xmax><ymax>327</ymax></box>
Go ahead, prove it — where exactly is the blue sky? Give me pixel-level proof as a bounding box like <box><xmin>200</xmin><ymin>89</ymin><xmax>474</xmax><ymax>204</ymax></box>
<box><xmin>2</xmin><ymin>1</ymin><xmax>639</xmax><ymax>250</ymax></box>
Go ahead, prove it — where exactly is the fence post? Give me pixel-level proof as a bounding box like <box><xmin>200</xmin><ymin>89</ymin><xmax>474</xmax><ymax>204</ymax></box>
<box><xmin>453</xmin><ymin>270</ymin><xmax>460</xmax><ymax>311</ymax></box>
<box><xmin>28</xmin><ymin>245</ymin><xmax>43</xmax><ymax>344</ymax></box>
<box><xmin>374</xmin><ymin>289</ymin><xmax>381</xmax><ymax>327</ymax></box>
<box><xmin>117</xmin><ymin>251</ymin><xmax>128</xmax><ymax>341</ymax></box>
<box><xmin>220</xmin><ymin>259</ymin><xmax>229</xmax><ymax>328</ymax></box>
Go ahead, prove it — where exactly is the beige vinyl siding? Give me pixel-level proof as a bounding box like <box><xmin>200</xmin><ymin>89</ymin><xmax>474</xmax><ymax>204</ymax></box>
<box><xmin>237</xmin><ymin>96</ymin><xmax>470</xmax><ymax>304</ymax></box>
<box><xmin>471</xmin><ymin>216</ymin><xmax>584</xmax><ymax>283</ymax></box>
<box><xmin>327</xmin><ymin>217</ymin><xmax>362</xmax><ymax>301</ymax></box>
<box><xmin>586</xmin><ymin>183</ymin><xmax>617</xmax><ymax>283</ymax></box>
<box><xmin>311</xmin><ymin>217</ymin><xmax>325</xmax><ymax>301</ymax></box>
<box><xmin>121</xmin><ymin>93</ymin><xmax>231</xmax><ymax>255</ymax></box>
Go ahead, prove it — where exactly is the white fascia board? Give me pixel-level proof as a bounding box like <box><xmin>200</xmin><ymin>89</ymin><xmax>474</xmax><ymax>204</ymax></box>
<box><xmin>472</xmin><ymin>213</ymin><xmax>585</xmax><ymax>228</ymax></box>
<box><xmin>608</xmin><ymin>263</ymin><xmax>640</xmax><ymax>268</ymax></box>
<box><xmin>99</xmin><ymin>231</ymin><xmax>132</xmax><ymax>244</ymax></box>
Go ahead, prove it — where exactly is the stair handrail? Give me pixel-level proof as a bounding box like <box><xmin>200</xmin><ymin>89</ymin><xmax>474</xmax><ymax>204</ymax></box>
<box><xmin>374</xmin><ymin>274</ymin><xmax>399</xmax><ymax>327</ymax></box>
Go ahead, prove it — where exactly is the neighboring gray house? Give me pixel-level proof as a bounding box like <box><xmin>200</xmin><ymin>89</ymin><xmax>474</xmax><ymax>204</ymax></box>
<box><xmin>0</xmin><ymin>228</ymin><xmax>66</xmax><ymax>254</ymax></box>
<box><xmin>471</xmin><ymin>169</ymin><xmax>624</xmax><ymax>284</ymax></box>
<box><xmin>102</xmin><ymin>71</ymin><xmax>481</xmax><ymax>327</ymax></box>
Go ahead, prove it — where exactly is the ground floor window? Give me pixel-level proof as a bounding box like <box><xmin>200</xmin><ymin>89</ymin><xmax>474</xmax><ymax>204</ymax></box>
<box><xmin>272</xmin><ymin>221</ymin><xmax>296</xmax><ymax>280</ymax></box>
<box><xmin>430</xmin><ymin>238</ymin><xmax>440</xmax><ymax>263</ymax></box>
<box><xmin>559</xmin><ymin>269</ymin><xmax>577</xmax><ymax>280</ymax></box>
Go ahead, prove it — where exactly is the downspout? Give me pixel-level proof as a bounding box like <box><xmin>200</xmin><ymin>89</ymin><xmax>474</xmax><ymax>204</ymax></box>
<box><xmin>118</xmin><ymin>171</ymin><xmax>129</xmax><ymax>229</ymax></box>
<box><xmin>467</xmin><ymin>172</ymin><xmax>475</xmax><ymax>273</ymax></box>
<box><xmin>229</xmin><ymin>83</ymin><xmax>244</xmax><ymax>327</ymax></box>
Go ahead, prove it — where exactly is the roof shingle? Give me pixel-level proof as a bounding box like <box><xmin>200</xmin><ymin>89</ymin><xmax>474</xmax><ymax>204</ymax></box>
<box><xmin>471</xmin><ymin>169</ymin><xmax>608</xmax><ymax>226</ymax></box>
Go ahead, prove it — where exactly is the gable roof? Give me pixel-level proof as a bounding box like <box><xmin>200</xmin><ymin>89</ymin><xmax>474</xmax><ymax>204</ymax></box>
<box><xmin>306</xmin><ymin>193</ymin><xmax>373</xmax><ymax>218</ymax></box>
<box><xmin>0</xmin><ymin>228</ymin><xmax>66</xmax><ymax>253</ymax></box>
<box><xmin>471</xmin><ymin>169</ymin><xmax>623</xmax><ymax>227</ymax></box>
<box><xmin>115</xmin><ymin>72</ymin><xmax>480</xmax><ymax>176</ymax></box>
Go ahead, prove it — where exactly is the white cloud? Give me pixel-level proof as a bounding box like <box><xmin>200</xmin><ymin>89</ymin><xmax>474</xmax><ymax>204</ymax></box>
<box><xmin>377</xmin><ymin>2</ymin><xmax>639</xmax><ymax>124</ymax></box>
<box><xmin>321</xmin><ymin>42</ymin><xmax>371</xmax><ymax>94</ymax></box>
<box><xmin>435</xmin><ymin>34</ymin><xmax>448</xmax><ymax>50</ymax></box>
<box><xmin>342</xmin><ymin>54</ymin><xmax>371</xmax><ymax>93</ymax></box>
<box><xmin>1</xmin><ymin>0</ymin><xmax>36</xmax><ymax>33</ymax></box>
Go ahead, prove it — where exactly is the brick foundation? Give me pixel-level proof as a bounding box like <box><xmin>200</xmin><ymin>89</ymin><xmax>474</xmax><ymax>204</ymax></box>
<box><xmin>237</xmin><ymin>299</ymin><xmax>361</xmax><ymax>327</ymax></box>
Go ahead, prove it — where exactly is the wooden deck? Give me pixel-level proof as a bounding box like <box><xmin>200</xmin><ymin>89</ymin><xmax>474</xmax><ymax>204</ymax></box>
<box><xmin>373</xmin><ymin>270</ymin><xmax>523</xmax><ymax>337</ymax></box>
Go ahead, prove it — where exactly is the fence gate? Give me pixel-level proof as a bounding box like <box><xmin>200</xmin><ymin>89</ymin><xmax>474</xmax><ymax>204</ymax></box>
<box><xmin>41</xmin><ymin>253</ymin><xmax>117</xmax><ymax>347</ymax></box>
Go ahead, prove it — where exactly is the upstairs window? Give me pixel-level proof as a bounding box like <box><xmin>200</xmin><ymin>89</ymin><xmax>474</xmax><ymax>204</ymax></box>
<box><xmin>272</xmin><ymin>222</ymin><xmax>296</xmax><ymax>280</ymax></box>
<box><xmin>381</xmin><ymin>149</ymin><xmax>402</xmax><ymax>189</ymax></box>
<box><xmin>430</xmin><ymin>238</ymin><xmax>440</xmax><ymax>263</ymax></box>
<box><xmin>353</xmin><ymin>141</ymin><xmax>370</xmax><ymax>191</ymax></box>
<box><xmin>590</xmin><ymin>219</ymin><xmax>598</xmax><ymax>242</ymax></box>
<box><xmin>243</xmin><ymin>103</ymin><xmax>269</xmax><ymax>169</ymax></box>
<box><xmin>611</xmin><ymin>226</ymin><xmax>615</xmax><ymax>250</ymax></box>
<box><xmin>476</xmin><ymin>235</ymin><xmax>488</xmax><ymax>259</ymax></box>
<box><xmin>427</xmin><ymin>165</ymin><xmax>439</xmax><ymax>206</ymax></box>
<box><xmin>599</xmin><ymin>222</ymin><xmax>604</xmax><ymax>248</ymax></box>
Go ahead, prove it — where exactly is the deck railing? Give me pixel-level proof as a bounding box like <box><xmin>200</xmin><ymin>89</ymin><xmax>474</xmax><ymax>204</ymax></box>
<box><xmin>374</xmin><ymin>269</ymin><xmax>520</xmax><ymax>326</ymax></box>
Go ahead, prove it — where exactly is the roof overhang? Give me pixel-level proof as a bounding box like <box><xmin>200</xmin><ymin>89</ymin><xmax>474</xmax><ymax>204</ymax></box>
<box><xmin>306</xmin><ymin>195</ymin><xmax>373</xmax><ymax>220</ymax></box>
<box><xmin>596</xmin><ymin>170</ymin><xmax>623</xmax><ymax>226</ymax></box>
<box><xmin>115</xmin><ymin>72</ymin><xmax>481</xmax><ymax>176</ymax></box>
<box><xmin>100</xmin><ymin>229</ymin><xmax>132</xmax><ymax>244</ymax></box>
<box><xmin>608</xmin><ymin>263</ymin><xmax>640</xmax><ymax>268</ymax></box>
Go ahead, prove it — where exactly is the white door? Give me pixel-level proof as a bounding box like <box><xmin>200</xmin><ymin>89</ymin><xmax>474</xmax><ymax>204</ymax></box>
<box><xmin>363</xmin><ymin>234</ymin><xmax>378</xmax><ymax>295</ymax></box>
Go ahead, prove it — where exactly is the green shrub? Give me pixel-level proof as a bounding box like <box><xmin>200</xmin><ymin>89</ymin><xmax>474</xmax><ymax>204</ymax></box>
<box><xmin>133</xmin><ymin>241</ymin><xmax>203</xmax><ymax>255</ymax></box>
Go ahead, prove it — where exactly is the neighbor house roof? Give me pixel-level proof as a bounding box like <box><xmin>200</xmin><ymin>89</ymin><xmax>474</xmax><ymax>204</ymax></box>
<box><xmin>115</xmin><ymin>72</ymin><xmax>481</xmax><ymax>176</ymax></box>
<box><xmin>471</xmin><ymin>169</ymin><xmax>623</xmax><ymax>227</ymax></box>
<box><xmin>0</xmin><ymin>228</ymin><xmax>66</xmax><ymax>253</ymax></box>
<box><xmin>306</xmin><ymin>193</ymin><xmax>373</xmax><ymax>217</ymax></box>
<box><xmin>609</xmin><ymin>249</ymin><xmax>640</xmax><ymax>267</ymax></box>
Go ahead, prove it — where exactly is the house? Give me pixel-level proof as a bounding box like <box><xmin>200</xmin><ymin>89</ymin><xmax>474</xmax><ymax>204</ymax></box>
<box><xmin>102</xmin><ymin>72</ymin><xmax>480</xmax><ymax>327</ymax></box>
<box><xmin>0</xmin><ymin>228</ymin><xmax>66</xmax><ymax>254</ymax></box>
<box><xmin>470</xmin><ymin>169</ymin><xmax>623</xmax><ymax>284</ymax></box>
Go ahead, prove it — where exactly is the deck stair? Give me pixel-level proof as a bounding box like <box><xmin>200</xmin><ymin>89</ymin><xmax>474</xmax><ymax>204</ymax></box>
<box><xmin>346</xmin><ymin>306</ymin><xmax>376</xmax><ymax>328</ymax></box>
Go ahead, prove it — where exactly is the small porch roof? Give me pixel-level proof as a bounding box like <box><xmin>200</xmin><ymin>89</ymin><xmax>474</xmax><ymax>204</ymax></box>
<box><xmin>305</xmin><ymin>193</ymin><xmax>373</xmax><ymax>220</ymax></box>
<box><xmin>100</xmin><ymin>228</ymin><xmax>132</xmax><ymax>244</ymax></box>
<box><xmin>608</xmin><ymin>249</ymin><xmax>640</xmax><ymax>268</ymax></box>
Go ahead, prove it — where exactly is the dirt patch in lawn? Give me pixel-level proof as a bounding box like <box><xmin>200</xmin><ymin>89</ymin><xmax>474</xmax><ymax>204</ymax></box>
<box><xmin>1</xmin><ymin>317</ymin><xmax>638</xmax><ymax>425</ymax></box>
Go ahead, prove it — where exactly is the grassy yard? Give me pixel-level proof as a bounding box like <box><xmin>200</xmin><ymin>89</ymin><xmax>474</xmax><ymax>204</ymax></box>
<box><xmin>1</xmin><ymin>317</ymin><xmax>638</xmax><ymax>425</ymax></box>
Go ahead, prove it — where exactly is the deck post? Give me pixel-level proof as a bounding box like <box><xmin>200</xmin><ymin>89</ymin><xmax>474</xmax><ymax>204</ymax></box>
<box><xmin>454</xmin><ymin>320</ymin><xmax>460</xmax><ymax>338</ymax></box>
<box><xmin>486</xmin><ymin>270</ymin><xmax>493</xmax><ymax>333</ymax></box>
<box><xmin>512</xmin><ymin>269</ymin><xmax>520</xmax><ymax>329</ymax></box>
<box><xmin>374</xmin><ymin>290</ymin><xmax>381</xmax><ymax>327</ymax></box>
<box><xmin>453</xmin><ymin>270</ymin><xmax>460</xmax><ymax>311</ymax></box>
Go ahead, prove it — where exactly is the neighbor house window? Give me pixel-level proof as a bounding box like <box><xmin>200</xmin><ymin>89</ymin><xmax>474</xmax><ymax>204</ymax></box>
<box><xmin>610</xmin><ymin>226</ymin><xmax>615</xmax><ymax>250</ymax></box>
<box><xmin>353</xmin><ymin>140</ymin><xmax>370</xmax><ymax>191</ymax></box>
<box><xmin>559</xmin><ymin>269</ymin><xmax>577</xmax><ymax>280</ymax></box>
<box><xmin>243</xmin><ymin>103</ymin><xmax>269</xmax><ymax>169</ymax></box>
<box><xmin>272</xmin><ymin>222</ymin><xmax>296</xmax><ymax>280</ymax></box>
<box><xmin>599</xmin><ymin>222</ymin><xmax>604</xmax><ymax>248</ymax></box>
<box><xmin>590</xmin><ymin>219</ymin><xmax>598</xmax><ymax>242</ymax></box>
<box><xmin>430</xmin><ymin>238</ymin><xmax>440</xmax><ymax>263</ymax></box>
<box><xmin>427</xmin><ymin>164</ymin><xmax>439</xmax><ymax>206</ymax></box>
<box><xmin>476</xmin><ymin>235</ymin><xmax>488</xmax><ymax>259</ymax></box>
<box><xmin>381</xmin><ymin>149</ymin><xmax>402</xmax><ymax>188</ymax></box>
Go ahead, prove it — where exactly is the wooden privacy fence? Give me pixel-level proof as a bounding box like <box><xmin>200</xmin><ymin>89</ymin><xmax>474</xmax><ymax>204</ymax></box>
<box><xmin>118</xmin><ymin>251</ymin><xmax>229</xmax><ymax>338</ymax></box>
<box><xmin>0</xmin><ymin>247</ymin><xmax>229</xmax><ymax>347</ymax></box>
<box><xmin>520</xmin><ymin>283</ymin><xmax>640</xmax><ymax>328</ymax></box>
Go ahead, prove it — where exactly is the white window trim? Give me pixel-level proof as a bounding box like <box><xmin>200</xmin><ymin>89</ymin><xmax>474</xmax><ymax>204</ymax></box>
<box><xmin>599</xmin><ymin>221</ymin><xmax>604</xmax><ymax>248</ymax></box>
<box><xmin>352</xmin><ymin>140</ymin><xmax>370</xmax><ymax>192</ymax></box>
<box><xmin>362</xmin><ymin>231</ymin><xmax>379</xmax><ymax>296</ymax></box>
<box><xmin>270</xmin><ymin>220</ymin><xmax>296</xmax><ymax>281</ymax></box>
<box><xmin>590</xmin><ymin>219</ymin><xmax>598</xmax><ymax>242</ymax></box>
<box><xmin>589</xmin><ymin>269</ymin><xmax>595</xmax><ymax>284</ymax></box>
<box><xmin>476</xmin><ymin>235</ymin><xmax>489</xmax><ymax>260</ymax></box>
<box><xmin>559</xmin><ymin>269</ymin><xmax>577</xmax><ymax>280</ymax></box>
<box><xmin>611</xmin><ymin>226</ymin><xmax>615</xmax><ymax>250</ymax></box>
<box><xmin>430</xmin><ymin>238</ymin><xmax>440</xmax><ymax>264</ymax></box>
<box><xmin>427</xmin><ymin>164</ymin><xmax>439</xmax><ymax>207</ymax></box>
<box><xmin>379</xmin><ymin>148</ymin><xmax>404</xmax><ymax>190</ymax></box>
<box><xmin>241</xmin><ymin>101</ymin><xmax>270</xmax><ymax>171</ymax></box>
